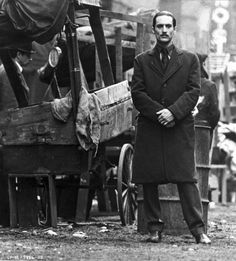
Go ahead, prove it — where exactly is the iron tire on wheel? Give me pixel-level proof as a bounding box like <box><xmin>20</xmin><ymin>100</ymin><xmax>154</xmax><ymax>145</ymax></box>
<box><xmin>117</xmin><ymin>143</ymin><xmax>137</xmax><ymax>226</ymax></box>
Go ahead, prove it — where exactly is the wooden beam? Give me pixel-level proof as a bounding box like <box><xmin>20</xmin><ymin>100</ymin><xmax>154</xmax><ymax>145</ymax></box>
<box><xmin>94</xmin><ymin>47</ymin><xmax>103</xmax><ymax>89</ymax></box>
<box><xmin>115</xmin><ymin>27</ymin><xmax>123</xmax><ymax>82</ymax></box>
<box><xmin>75</xmin><ymin>150</ymin><xmax>92</xmax><ymax>222</ymax></box>
<box><xmin>143</xmin><ymin>26</ymin><xmax>151</xmax><ymax>51</ymax></box>
<box><xmin>77</xmin><ymin>9</ymin><xmax>150</xmax><ymax>24</ymax></box>
<box><xmin>135</xmin><ymin>23</ymin><xmax>145</xmax><ymax>56</ymax></box>
<box><xmin>76</xmin><ymin>0</ymin><xmax>101</xmax><ymax>7</ymax></box>
<box><xmin>88</xmin><ymin>6</ymin><xmax>114</xmax><ymax>86</ymax></box>
<box><xmin>76</xmin><ymin>17</ymin><xmax>137</xmax><ymax>39</ymax></box>
<box><xmin>65</xmin><ymin>1</ymin><xmax>82</xmax><ymax>119</ymax></box>
<box><xmin>48</xmin><ymin>175</ymin><xmax>57</xmax><ymax>227</ymax></box>
<box><xmin>78</xmin><ymin>35</ymin><xmax>136</xmax><ymax>49</ymax></box>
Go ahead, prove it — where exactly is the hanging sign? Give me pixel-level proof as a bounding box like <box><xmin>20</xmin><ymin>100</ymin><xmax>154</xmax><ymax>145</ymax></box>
<box><xmin>212</xmin><ymin>7</ymin><xmax>229</xmax><ymax>25</ymax></box>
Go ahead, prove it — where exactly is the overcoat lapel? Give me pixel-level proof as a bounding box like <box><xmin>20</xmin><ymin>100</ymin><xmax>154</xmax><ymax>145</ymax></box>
<box><xmin>148</xmin><ymin>49</ymin><xmax>164</xmax><ymax>77</ymax></box>
<box><xmin>162</xmin><ymin>47</ymin><xmax>183</xmax><ymax>83</ymax></box>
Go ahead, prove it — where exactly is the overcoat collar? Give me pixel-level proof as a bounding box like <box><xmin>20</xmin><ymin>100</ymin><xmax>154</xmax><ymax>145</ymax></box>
<box><xmin>148</xmin><ymin>45</ymin><xmax>183</xmax><ymax>83</ymax></box>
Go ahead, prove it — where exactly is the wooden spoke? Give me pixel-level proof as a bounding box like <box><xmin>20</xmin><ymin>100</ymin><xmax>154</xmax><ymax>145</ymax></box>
<box><xmin>117</xmin><ymin>144</ymin><xmax>137</xmax><ymax>226</ymax></box>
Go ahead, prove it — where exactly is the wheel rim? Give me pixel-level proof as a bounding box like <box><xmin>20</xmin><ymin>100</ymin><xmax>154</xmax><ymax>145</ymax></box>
<box><xmin>117</xmin><ymin>144</ymin><xmax>137</xmax><ymax>226</ymax></box>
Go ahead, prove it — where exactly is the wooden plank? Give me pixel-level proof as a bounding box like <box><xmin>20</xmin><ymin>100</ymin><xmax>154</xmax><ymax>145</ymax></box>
<box><xmin>135</xmin><ymin>23</ymin><xmax>145</xmax><ymax>56</ymax></box>
<box><xmin>78</xmin><ymin>35</ymin><xmax>136</xmax><ymax>49</ymax></box>
<box><xmin>2</xmin><ymin>145</ymin><xmax>87</xmax><ymax>174</ymax></box>
<box><xmin>94</xmin><ymin>47</ymin><xmax>103</xmax><ymax>89</ymax></box>
<box><xmin>76</xmin><ymin>17</ymin><xmax>137</xmax><ymax>38</ymax></box>
<box><xmin>77</xmin><ymin>0</ymin><xmax>101</xmax><ymax>7</ymax></box>
<box><xmin>115</xmin><ymin>27</ymin><xmax>123</xmax><ymax>82</ymax></box>
<box><xmin>75</xmin><ymin>151</ymin><xmax>92</xmax><ymax>222</ymax></box>
<box><xmin>88</xmin><ymin>7</ymin><xmax>114</xmax><ymax>86</ymax></box>
<box><xmin>77</xmin><ymin>9</ymin><xmax>150</xmax><ymax>24</ymax></box>
<box><xmin>0</xmin><ymin>102</ymin><xmax>52</xmax><ymax>126</ymax></box>
<box><xmin>65</xmin><ymin>1</ymin><xmax>82</xmax><ymax>118</ymax></box>
<box><xmin>100</xmin><ymin>10</ymin><xmax>151</xmax><ymax>25</ymax></box>
<box><xmin>75</xmin><ymin>179</ymin><xmax>90</xmax><ymax>221</ymax></box>
<box><xmin>100</xmin><ymin>99</ymin><xmax>133</xmax><ymax>142</ymax></box>
<box><xmin>143</xmin><ymin>26</ymin><xmax>151</xmax><ymax>51</ymax></box>
<box><xmin>0</xmin><ymin>104</ymin><xmax>78</xmax><ymax>145</ymax></box>
<box><xmin>95</xmin><ymin>81</ymin><xmax>130</xmax><ymax>107</ymax></box>
<box><xmin>48</xmin><ymin>175</ymin><xmax>57</xmax><ymax>227</ymax></box>
<box><xmin>8</xmin><ymin>177</ymin><xmax>17</xmax><ymax>227</ymax></box>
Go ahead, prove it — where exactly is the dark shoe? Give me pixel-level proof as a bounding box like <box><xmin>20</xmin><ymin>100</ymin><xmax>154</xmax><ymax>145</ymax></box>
<box><xmin>147</xmin><ymin>231</ymin><xmax>162</xmax><ymax>243</ymax></box>
<box><xmin>195</xmin><ymin>233</ymin><xmax>211</xmax><ymax>244</ymax></box>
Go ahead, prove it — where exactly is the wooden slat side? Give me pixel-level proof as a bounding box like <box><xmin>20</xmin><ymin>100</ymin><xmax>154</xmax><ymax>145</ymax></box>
<box><xmin>94</xmin><ymin>81</ymin><xmax>130</xmax><ymax>106</ymax></box>
<box><xmin>0</xmin><ymin>103</ymin><xmax>52</xmax><ymax>126</ymax></box>
<box><xmin>100</xmin><ymin>99</ymin><xmax>133</xmax><ymax>142</ymax></box>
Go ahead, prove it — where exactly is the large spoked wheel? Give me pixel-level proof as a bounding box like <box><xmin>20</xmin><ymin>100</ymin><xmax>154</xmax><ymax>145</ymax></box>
<box><xmin>117</xmin><ymin>143</ymin><xmax>137</xmax><ymax>226</ymax></box>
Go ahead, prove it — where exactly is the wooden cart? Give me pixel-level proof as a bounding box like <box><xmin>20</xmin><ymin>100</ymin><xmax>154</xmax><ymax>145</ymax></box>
<box><xmin>0</xmin><ymin>0</ymin><xmax>151</xmax><ymax>227</ymax></box>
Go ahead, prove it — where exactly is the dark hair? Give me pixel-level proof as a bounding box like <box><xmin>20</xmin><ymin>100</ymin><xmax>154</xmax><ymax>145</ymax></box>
<box><xmin>8</xmin><ymin>49</ymin><xmax>18</xmax><ymax>58</ymax></box>
<box><xmin>152</xmin><ymin>11</ymin><xmax>176</xmax><ymax>28</ymax></box>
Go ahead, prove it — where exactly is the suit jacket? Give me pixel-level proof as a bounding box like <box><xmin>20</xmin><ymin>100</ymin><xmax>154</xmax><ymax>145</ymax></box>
<box><xmin>0</xmin><ymin>62</ymin><xmax>29</xmax><ymax>111</ymax></box>
<box><xmin>131</xmin><ymin>45</ymin><xmax>200</xmax><ymax>184</ymax></box>
<box><xmin>0</xmin><ymin>64</ymin><xmax>18</xmax><ymax>110</ymax></box>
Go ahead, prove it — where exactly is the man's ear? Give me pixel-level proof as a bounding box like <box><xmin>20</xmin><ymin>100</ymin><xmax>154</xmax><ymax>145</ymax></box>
<box><xmin>16</xmin><ymin>51</ymin><xmax>21</xmax><ymax>59</ymax></box>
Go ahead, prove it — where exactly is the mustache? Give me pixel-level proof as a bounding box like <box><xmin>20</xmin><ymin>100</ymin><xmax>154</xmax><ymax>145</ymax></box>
<box><xmin>161</xmin><ymin>34</ymin><xmax>169</xmax><ymax>36</ymax></box>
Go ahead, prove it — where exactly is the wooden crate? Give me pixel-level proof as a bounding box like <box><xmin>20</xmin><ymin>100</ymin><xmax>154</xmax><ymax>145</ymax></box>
<box><xmin>0</xmin><ymin>80</ymin><xmax>133</xmax><ymax>146</ymax></box>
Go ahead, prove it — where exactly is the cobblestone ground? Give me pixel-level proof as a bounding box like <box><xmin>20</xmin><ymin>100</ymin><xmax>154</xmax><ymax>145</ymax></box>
<box><xmin>0</xmin><ymin>204</ymin><xmax>236</xmax><ymax>260</ymax></box>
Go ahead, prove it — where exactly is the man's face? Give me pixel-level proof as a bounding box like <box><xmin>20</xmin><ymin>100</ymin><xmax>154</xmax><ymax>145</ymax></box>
<box><xmin>18</xmin><ymin>52</ymin><xmax>32</xmax><ymax>66</ymax></box>
<box><xmin>153</xmin><ymin>15</ymin><xmax>175</xmax><ymax>45</ymax></box>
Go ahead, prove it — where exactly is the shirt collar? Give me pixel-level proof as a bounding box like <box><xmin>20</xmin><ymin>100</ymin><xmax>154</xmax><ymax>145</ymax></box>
<box><xmin>155</xmin><ymin>42</ymin><xmax>174</xmax><ymax>56</ymax></box>
<box><xmin>15</xmin><ymin>60</ymin><xmax>23</xmax><ymax>73</ymax></box>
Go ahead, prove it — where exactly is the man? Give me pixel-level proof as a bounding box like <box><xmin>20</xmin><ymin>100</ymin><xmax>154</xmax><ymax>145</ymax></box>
<box><xmin>131</xmin><ymin>11</ymin><xmax>211</xmax><ymax>244</ymax></box>
<box><xmin>195</xmin><ymin>53</ymin><xmax>220</xmax><ymax>142</ymax></box>
<box><xmin>0</xmin><ymin>43</ymin><xmax>34</xmax><ymax>227</ymax></box>
<box><xmin>0</xmin><ymin>43</ymin><xmax>34</xmax><ymax>110</ymax></box>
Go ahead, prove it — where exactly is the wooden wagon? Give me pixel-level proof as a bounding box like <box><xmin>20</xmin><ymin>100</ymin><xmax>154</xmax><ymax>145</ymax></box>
<box><xmin>0</xmin><ymin>0</ymin><xmax>153</xmax><ymax>227</ymax></box>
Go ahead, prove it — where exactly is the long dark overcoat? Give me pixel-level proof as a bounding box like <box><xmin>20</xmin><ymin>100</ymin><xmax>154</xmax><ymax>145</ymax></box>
<box><xmin>195</xmin><ymin>77</ymin><xmax>220</xmax><ymax>131</ymax></box>
<box><xmin>131</xmin><ymin>46</ymin><xmax>200</xmax><ymax>184</ymax></box>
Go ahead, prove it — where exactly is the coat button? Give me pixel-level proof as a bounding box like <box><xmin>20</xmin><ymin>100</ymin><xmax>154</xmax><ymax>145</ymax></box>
<box><xmin>161</xmin><ymin>98</ymin><xmax>165</xmax><ymax>105</ymax></box>
<box><xmin>163</xmin><ymin>83</ymin><xmax>167</xmax><ymax>87</ymax></box>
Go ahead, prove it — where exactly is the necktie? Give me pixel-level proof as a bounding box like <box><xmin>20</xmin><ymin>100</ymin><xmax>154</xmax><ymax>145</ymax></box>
<box><xmin>161</xmin><ymin>48</ymin><xmax>169</xmax><ymax>70</ymax></box>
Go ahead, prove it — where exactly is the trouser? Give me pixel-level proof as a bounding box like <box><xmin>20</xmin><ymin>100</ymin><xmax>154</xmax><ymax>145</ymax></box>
<box><xmin>143</xmin><ymin>182</ymin><xmax>205</xmax><ymax>237</ymax></box>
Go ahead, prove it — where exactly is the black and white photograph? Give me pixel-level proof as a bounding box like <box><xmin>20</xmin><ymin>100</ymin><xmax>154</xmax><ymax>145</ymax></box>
<box><xmin>0</xmin><ymin>0</ymin><xmax>235</xmax><ymax>260</ymax></box>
